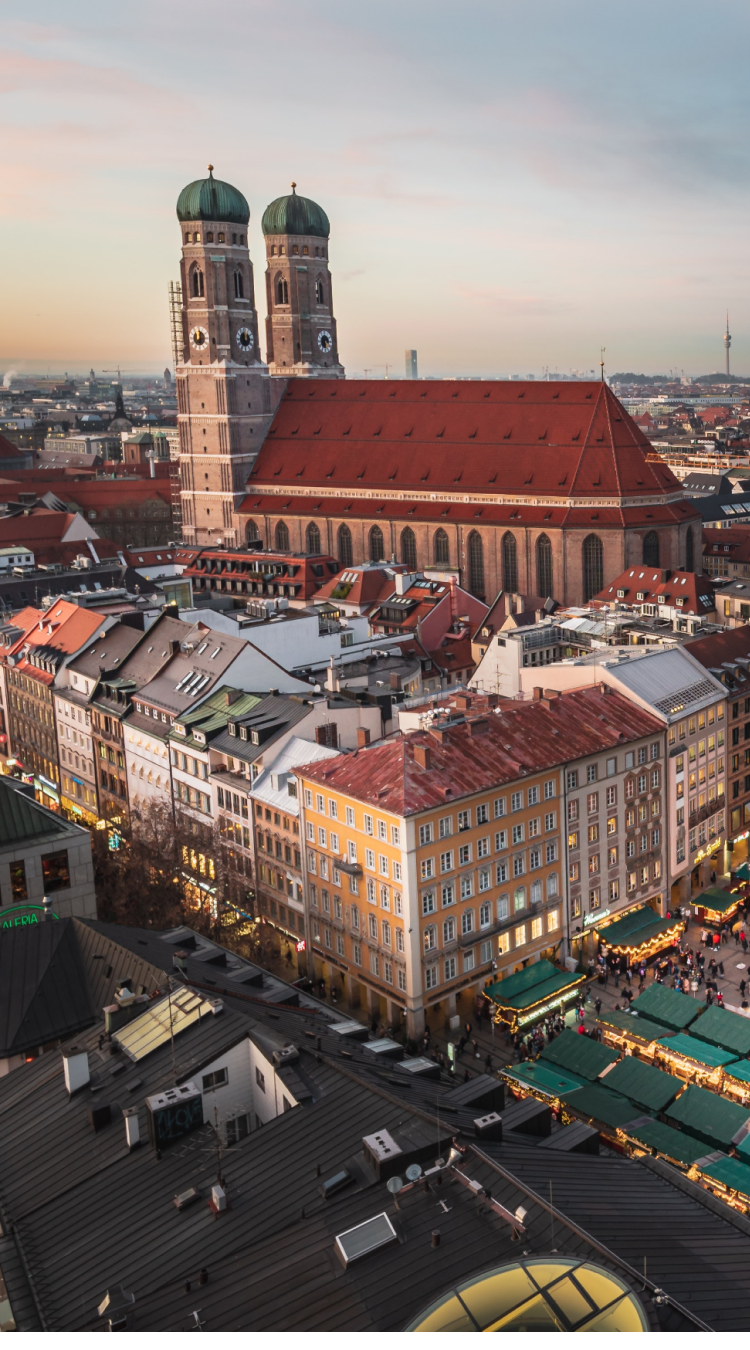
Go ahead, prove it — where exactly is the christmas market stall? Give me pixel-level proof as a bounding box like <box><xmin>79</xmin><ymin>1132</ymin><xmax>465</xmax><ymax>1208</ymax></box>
<box><xmin>690</xmin><ymin>1155</ymin><xmax>750</xmax><ymax>1216</ymax></box>
<box><xmin>482</xmin><ymin>959</ymin><xmax>585</xmax><ymax>1033</ymax></box>
<box><xmin>720</xmin><ymin>1058</ymin><xmax>750</xmax><ymax>1107</ymax></box>
<box><xmin>652</xmin><ymin>1032</ymin><xmax>737</xmax><ymax>1089</ymax></box>
<box><xmin>598</xmin><ymin>1056</ymin><xmax>682</xmax><ymax>1115</ymax></box>
<box><xmin>665</xmin><ymin>1083</ymin><xmax>750</xmax><ymax>1152</ymax></box>
<box><xmin>558</xmin><ymin>1083</ymin><xmax>643</xmax><ymax>1136</ymax></box>
<box><xmin>616</xmin><ymin>1118</ymin><xmax>709</xmax><ymax>1170</ymax></box>
<box><xmin>595</xmin><ymin>903</ymin><xmax>683</xmax><ymax>964</ymax></box>
<box><xmin>628</xmin><ymin>983</ymin><xmax>704</xmax><ymax>1033</ymax></box>
<box><xmin>596</xmin><ymin>1008</ymin><xmax>677</xmax><ymax>1061</ymax></box>
<box><xmin>688</xmin><ymin>1003</ymin><xmax>750</xmax><ymax>1058</ymax></box>
<box><xmin>500</xmin><ymin>1060</ymin><xmax>587</xmax><ymax>1107</ymax></box>
<box><xmin>538</xmin><ymin>1027</ymin><xmax>619</xmax><ymax>1082</ymax></box>
<box><xmin>693</xmin><ymin>886</ymin><xmax>742</xmax><ymax>929</ymax></box>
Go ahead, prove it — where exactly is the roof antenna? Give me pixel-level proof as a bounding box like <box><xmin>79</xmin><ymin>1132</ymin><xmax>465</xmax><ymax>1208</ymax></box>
<box><xmin>600</xmin><ymin>347</ymin><xmax>606</xmax><ymax>383</ymax></box>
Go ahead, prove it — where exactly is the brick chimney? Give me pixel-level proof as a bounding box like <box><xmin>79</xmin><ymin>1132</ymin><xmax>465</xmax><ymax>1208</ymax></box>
<box><xmin>467</xmin><ymin>717</ymin><xmax>489</xmax><ymax>737</ymax></box>
<box><xmin>357</xmin><ymin>727</ymin><xmax>370</xmax><ymax>749</ymax></box>
<box><xmin>414</xmin><ymin>744</ymin><xmax>432</xmax><ymax>769</ymax></box>
<box><xmin>532</xmin><ymin>687</ymin><xmax>543</xmax><ymax>701</ymax></box>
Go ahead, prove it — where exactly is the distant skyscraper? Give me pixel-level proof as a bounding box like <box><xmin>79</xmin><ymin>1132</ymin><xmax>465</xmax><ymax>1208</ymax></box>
<box><xmin>725</xmin><ymin>312</ymin><xmax>731</xmax><ymax>377</ymax></box>
<box><xmin>405</xmin><ymin>349</ymin><xmax>418</xmax><ymax>379</ymax></box>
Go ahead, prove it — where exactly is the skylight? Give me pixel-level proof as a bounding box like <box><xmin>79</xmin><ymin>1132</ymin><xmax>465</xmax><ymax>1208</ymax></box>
<box><xmin>113</xmin><ymin>986</ymin><xmax>219</xmax><ymax>1061</ymax></box>
<box><xmin>335</xmin><ymin>1213</ymin><xmax>398</xmax><ymax>1266</ymax></box>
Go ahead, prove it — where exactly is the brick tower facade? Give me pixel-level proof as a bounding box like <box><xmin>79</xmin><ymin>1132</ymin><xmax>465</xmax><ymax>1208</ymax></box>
<box><xmin>175</xmin><ymin>168</ymin><xmax>283</xmax><ymax>547</ymax></box>
<box><xmin>262</xmin><ymin>184</ymin><xmax>344</xmax><ymax>379</ymax></box>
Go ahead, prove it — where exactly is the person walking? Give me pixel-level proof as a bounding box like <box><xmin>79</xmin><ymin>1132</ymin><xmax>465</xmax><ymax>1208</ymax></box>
<box><xmin>595</xmin><ymin>997</ymin><xmax>602</xmax><ymax>1017</ymax></box>
<box><xmin>740</xmin><ymin>978</ymin><xmax>747</xmax><ymax>999</ymax></box>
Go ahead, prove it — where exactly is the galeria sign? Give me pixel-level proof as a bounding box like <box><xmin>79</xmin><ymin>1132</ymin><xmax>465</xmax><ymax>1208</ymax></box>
<box><xmin>1</xmin><ymin>905</ymin><xmax>58</xmax><ymax>930</ymax></box>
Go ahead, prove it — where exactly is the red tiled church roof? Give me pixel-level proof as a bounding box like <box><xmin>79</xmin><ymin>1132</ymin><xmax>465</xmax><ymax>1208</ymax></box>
<box><xmin>245</xmin><ymin>380</ymin><xmax>685</xmax><ymax>506</ymax></box>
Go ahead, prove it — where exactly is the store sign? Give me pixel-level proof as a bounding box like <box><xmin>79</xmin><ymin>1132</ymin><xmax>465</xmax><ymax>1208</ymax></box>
<box><xmin>1</xmin><ymin>904</ymin><xmax>58</xmax><ymax>930</ymax></box>
<box><xmin>295</xmin><ymin>939</ymin><xmax>306</xmax><ymax>952</ymax></box>
<box><xmin>583</xmin><ymin>909</ymin><xmax>610</xmax><ymax>928</ymax></box>
<box><xmin>517</xmin><ymin>985</ymin><xmax>581</xmax><ymax>1027</ymax></box>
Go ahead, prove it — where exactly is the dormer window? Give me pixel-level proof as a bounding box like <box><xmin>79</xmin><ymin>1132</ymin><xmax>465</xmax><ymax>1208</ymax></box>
<box><xmin>251</xmin><ymin>729</ymin><xmax>260</xmax><ymax>744</ymax></box>
<box><xmin>636</xmin><ymin>591</ymin><xmax>646</xmax><ymax>601</ymax></box>
<box><xmin>228</xmin><ymin>722</ymin><xmax>236</xmax><ymax>736</ymax></box>
<box><xmin>240</xmin><ymin>726</ymin><xmax>248</xmax><ymax>740</ymax></box>
<box><xmin>616</xmin><ymin>589</ymin><xmax>626</xmax><ymax>598</ymax></box>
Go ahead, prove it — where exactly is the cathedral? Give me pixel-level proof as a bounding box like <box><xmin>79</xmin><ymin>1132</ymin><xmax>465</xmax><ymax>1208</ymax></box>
<box><xmin>174</xmin><ymin>168</ymin><xmax>700</xmax><ymax>605</ymax></box>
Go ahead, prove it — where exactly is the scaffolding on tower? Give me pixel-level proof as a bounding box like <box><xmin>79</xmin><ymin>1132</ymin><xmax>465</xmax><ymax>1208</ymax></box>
<box><xmin>167</xmin><ymin>281</ymin><xmax>184</xmax><ymax>543</ymax></box>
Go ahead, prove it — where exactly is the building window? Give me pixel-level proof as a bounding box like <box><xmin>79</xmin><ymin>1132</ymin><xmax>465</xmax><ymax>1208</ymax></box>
<box><xmin>255</xmin><ymin>1067</ymin><xmax>266</xmax><ymax>1093</ymax></box>
<box><xmin>9</xmin><ymin>860</ymin><xmax>27</xmax><ymax>902</ymax></box>
<box><xmin>233</xmin><ymin>269</ymin><xmax>244</xmax><ymax>299</ymax></box>
<box><xmin>316</xmin><ymin>277</ymin><xmax>326</xmax><ymax>305</ymax></box>
<box><xmin>583</xmin><ymin>533</ymin><xmax>603</xmax><ymax>602</ymax></box>
<box><xmin>444</xmin><ymin>956</ymin><xmax>457</xmax><ymax>981</ymax></box>
<box><xmin>433</xmin><ymin>528</ymin><xmax>449</xmax><ymax>565</ymax></box>
<box><xmin>401</xmin><ymin>526</ymin><xmax>417</xmax><ymax>569</ymax></box>
<box><xmin>191</xmin><ymin>266</ymin><xmax>204</xmax><ymax>298</ymax></box>
<box><xmin>468</xmin><ymin>530</ymin><xmax>484</xmax><ymax>597</ymax></box>
<box><xmin>275</xmin><ymin>520</ymin><xmax>290</xmax><ymax>551</ymax></box>
<box><xmin>502</xmin><ymin>531</ymin><xmax>518</xmax><ymax>593</ymax></box>
<box><xmin>338</xmin><ymin>524</ymin><xmax>353</xmax><ymax>567</ymax></box>
<box><xmin>276</xmin><ymin>275</ymin><xmax>289</xmax><ymax>305</ymax></box>
<box><xmin>203</xmin><ymin>1067</ymin><xmax>228</xmax><ymax>1091</ymax></box>
<box><xmin>41</xmin><ymin>851</ymin><xmax>70</xmax><ymax>892</ymax></box>
<box><xmin>643</xmin><ymin>531</ymin><xmax>660</xmax><ymax>567</ymax></box>
<box><xmin>536</xmin><ymin>533</ymin><xmax>553</xmax><ymax>598</ymax></box>
<box><xmin>306</xmin><ymin>521</ymin><xmax>321</xmax><ymax>553</ymax></box>
<box><xmin>686</xmin><ymin>527</ymin><xmax>694</xmax><ymax>572</ymax></box>
<box><xmin>369</xmin><ymin>525</ymin><xmax>384</xmax><ymax>562</ymax></box>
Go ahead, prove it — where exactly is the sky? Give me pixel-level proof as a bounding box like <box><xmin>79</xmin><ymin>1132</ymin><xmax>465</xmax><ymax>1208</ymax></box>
<box><xmin>2</xmin><ymin>0</ymin><xmax>750</xmax><ymax>379</ymax></box>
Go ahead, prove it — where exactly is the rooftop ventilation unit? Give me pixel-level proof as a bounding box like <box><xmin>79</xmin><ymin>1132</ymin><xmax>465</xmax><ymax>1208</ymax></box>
<box><xmin>146</xmin><ymin>1081</ymin><xmax>203</xmax><ymax>1153</ymax></box>
<box><xmin>62</xmin><ymin>1047</ymin><xmax>90</xmax><ymax>1095</ymax></box>
<box><xmin>272</xmin><ymin>1044</ymin><xmax>299</xmax><ymax>1067</ymax></box>
<box><xmin>335</xmin><ymin>1213</ymin><xmax>398</xmax><ymax>1267</ymax></box>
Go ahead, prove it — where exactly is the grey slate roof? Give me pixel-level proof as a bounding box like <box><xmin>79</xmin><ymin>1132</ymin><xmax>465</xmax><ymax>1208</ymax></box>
<box><xmin>0</xmin><ymin>778</ymin><xmax>71</xmax><ymax>847</ymax></box>
<box><xmin>0</xmin><ymin>919</ymin><xmax>95</xmax><ymax>1057</ymax></box>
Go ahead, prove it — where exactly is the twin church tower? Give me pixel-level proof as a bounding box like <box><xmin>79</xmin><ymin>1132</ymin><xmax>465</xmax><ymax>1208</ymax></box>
<box><xmin>174</xmin><ymin>167</ymin><xmax>343</xmax><ymax>546</ymax></box>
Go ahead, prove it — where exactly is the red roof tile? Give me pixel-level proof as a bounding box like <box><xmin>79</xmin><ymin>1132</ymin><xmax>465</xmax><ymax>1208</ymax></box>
<box><xmin>296</xmin><ymin>685</ymin><xmax>663</xmax><ymax>815</ymax></box>
<box><xmin>687</xmin><ymin>626</ymin><xmax>750</xmax><ymax>671</ymax></box>
<box><xmin>594</xmin><ymin>566</ymin><xmax>717</xmax><ymax>616</ymax></box>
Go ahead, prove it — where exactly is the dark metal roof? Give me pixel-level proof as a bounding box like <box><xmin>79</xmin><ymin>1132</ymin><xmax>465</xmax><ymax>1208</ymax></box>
<box><xmin>0</xmin><ymin>919</ymin><xmax>95</xmax><ymax>1057</ymax></box>
<box><xmin>0</xmin><ymin>778</ymin><xmax>71</xmax><ymax>848</ymax></box>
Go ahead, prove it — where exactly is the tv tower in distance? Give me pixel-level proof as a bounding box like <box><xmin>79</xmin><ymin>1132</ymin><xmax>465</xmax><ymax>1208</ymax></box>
<box><xmin>724</xmin><ymin>311</ymin><xmax>731</xmax><ymax>377</ymax></box>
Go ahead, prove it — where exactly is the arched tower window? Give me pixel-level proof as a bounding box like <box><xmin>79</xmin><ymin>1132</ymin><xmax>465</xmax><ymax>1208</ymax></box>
<box><xmin>502</xmin><ymin>532</ymin><xmax>518</xmax><ymax>593</ymax></box>
<box><xmin>433</xmin><ymin>528</ymin><xmax>449</xmax><ymax>565</ymax></box>
<box><xmin>583</xmin><ymin>534</ymin><xmax>604</xmax><ymax>602</ymax></box>
<box><xmin>401</xmin><ymin>527</ymin><xmax>417</xmax><ymax>569</ymax></box>
<box><xmin>233</xmin><ymin>269</ymin><xmax>244</xmax><ymax>299</ymax></box>
<box><xmin>191</xmin><ymin>267</ymin><xmax>204</xmax><ymax>298</ymax></box>
<box><xmin>338</xmin><ymin>524</ymin><xmax>353</xmax><ymax>567</ymax></box>
<box><xmin>468</xmin><ymin>531</ymin><xmax>485</xmax><ymax>597</ymax></box>
<box><xmin>276</xmin><ymin>276</ymin><xmax>289</xmax><ymax>305</ymax></box>
<box><xmin>245</xmin><ymin>519</ymin><xmax>260</xmax><ymax>543</ymax></box>
<box><xmin>306</xmin><ymin>522</ymin><xmax>321</xmax><ymax>554</ymax></box>
<box><xmin>536</xmin><ymin>533</ymin><xmax>553</xmax><ymax>599</ymax></box>
<box><xmin>685</xmin><ymin>526</ymin><xmax>694</xmax><ymax>572</ymax></box>
<box><xmin>275</xmin><ymin>520</ymin><xmax>290</xmax><ymax>552</ymax></box>
<box><xmin>369</xmin><ymin>525</ymin><xmax>384</xmax><ymax>562</ymax></box>
<box><xmin>643</xmin><ymin>531</ymin><xmax>660</xmax><ymax>567</ymax></box>
<box><xmin>316</xmin><ymin>278</ymin><xmax>325</xmax><ymax>305</ymax></box>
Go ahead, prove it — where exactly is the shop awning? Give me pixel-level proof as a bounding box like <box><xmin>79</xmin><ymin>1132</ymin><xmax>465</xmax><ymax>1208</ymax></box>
<box><xmin>656</xmin><ymin>1032</ymin><xmax>738</xmax><ymax>1070</ymax></box>
<box><xmin>599</xmin><ymin>1057</ymin><xmax>682</xmax><ymax>1114</ymax></box>
<box><xmin>539</xmin><ymin>1027</ymin><xmax>619</xmax><ymax>1082</ymax></box>
<box><xmin>484</xmin><ymin>959</ymin><xmax>584</xmax><ymax>1024</ymax></box>
<box><xmin>502</xmin><ymin>1061</ymin><xmax>588</xmax><ymax>1100</ymax></box>
<box><xmin>622</xmin><ymin>1119</ymin><xmax>709</xmax><ymax>1167</ymax></box>
<box><xmin>698</xmin><ymin>1154</ymin><xmax>750</xmax><ymax>1200</ymax></box>
<box><xmin>597</xmin><ymin>1009</ymin><xmax>677</xmax><ymax>1044</ymax></box>
<box><xmin>689</xmin><ymin>1003</ymin><xmax>750</xmax><ymax>1057</ymax></box>
<box><xmin>665</xmin><ymin>1083</ymin><xmax>750</xmax><ymax>1150</ymax></box>
<box><xmin>560</xmin><ymin>1083</ymin><xmax>643</xmax><ymax>1130</ymax></box>
<box><xmin>723</xmin><ymin>1059</ymin><xmax>750</xmax><ymax>1087</ymax></box>
<box><xmin>734</xmin><ymin>863</ymin><xmax>750</xmax><ymax>881</ymax></box>
<box><xmin>629</xmin><ymin>983</ymin><xmax>704</xmax><ymax>1032</ymax></box>
<box><xmin>695</xmin><ymin>887</ymin><xmax>742</xmax><ymax>920</ymax></box>
<box><xmin>597</xmin><ymin>904</ymin><xmax>659</xmax><ymax>944</ymax></box>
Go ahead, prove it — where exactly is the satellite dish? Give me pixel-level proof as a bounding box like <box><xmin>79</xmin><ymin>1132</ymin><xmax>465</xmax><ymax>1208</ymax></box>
<box><xmin>405</xmin><ymin>1163</ymin><xmax>422</xmax><ymax>1182</ymax></box>
<box><xmin>386</xmin><ymin>1176</ymin><xmax>403</xmax><ymax>1194</ymax></box>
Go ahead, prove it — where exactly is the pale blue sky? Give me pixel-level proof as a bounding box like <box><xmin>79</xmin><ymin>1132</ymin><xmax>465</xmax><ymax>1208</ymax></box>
<box><xmin>2</xmin><ymin>0</ymin><xmax>749</xmax><ymax>377</ymax></box>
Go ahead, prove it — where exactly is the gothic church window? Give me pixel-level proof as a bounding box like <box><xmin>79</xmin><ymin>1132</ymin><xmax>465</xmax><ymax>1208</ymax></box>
<box><xmin>306</xmin><ymin>522</ymin><xmax>321</xmax><ymax>554</ymax></box>
<box><xmin>643</xmin><ymin>531</ymin><xmax>659</xmax><ymax>567</ymax></box>
<box><xmin>685</xmin><ymin>526</ymin><xmax>694</xmax><ymax>572</ymax></box>
<box><xmin>433</xmin><ymin>528</ymin><xmax>449</xmax><ymax>565</ymax></box>
<box><xmin>316</xmin><ymin>278</ymin><xmax>326</xmax><ymax>305</ymax></box>
<box><xmin>468</xmin><ymin>531</ymin><xmax>485</xmax><ymax>597</ymax></box>
<box><xmin>536</xmin><ymin>533</ymin><xmax>553</xmax><ymax>599</ymax></box>
<box><xmin>234</xmin><ymin>270</ymin><xmax>244</xmax><ymax>299</ymax></box>
<box><xmin>191</xmin><ymin>267</ymin><xmax>204</xmax><ymax>298</ymax></box>
<box><xmin>338</xmin><ymin>524</ymin><xmax>353</xmax><ymax>567</ymax></box>
<box><xmin>583</xmin><ymin>534</ymin><xmax>603</xmax><ymax>602</ymax></box>
<box><xmin>369</xmin><ymin>525</ymin><xmax>384</xmax><ymax>562</ymax></box>
<box><xmin>401</xmin><ymin>527</ymin><xmax>417</xmax><ymax>570</ymax></box>
<box><xmin>275</xmin><ymin>521</ymin><xmax>290</xmax><ymax>552</ymax></box>
<box><xmin>502</xmin><ymin>531</ymin><xmax>518</xmax><ymax>593</ymax></box>
<box><xmin>276</xmin><ymin>276</ymin><xmax>289</xmax><ymax>305</ymax></box>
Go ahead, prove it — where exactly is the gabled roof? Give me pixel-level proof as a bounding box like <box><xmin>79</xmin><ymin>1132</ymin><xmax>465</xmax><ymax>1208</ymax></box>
<box><xmin>594</xmin><ymin>567</ymin><xmax>717</xmax><ymax>615</ymax></box>
<box><xmin>247</xmin><ymin>381</ymin><xmax>686</xmax><ymax>512</ymax></box>
<box><xmin>0</xmin><ymin>778</ymin><xmax>71</xmax><ymax>847</ymax></box>
<box><xmin>0</xmin><ymin>919</ymin><xmax>94</xmax><ymax>1056</ymax></box>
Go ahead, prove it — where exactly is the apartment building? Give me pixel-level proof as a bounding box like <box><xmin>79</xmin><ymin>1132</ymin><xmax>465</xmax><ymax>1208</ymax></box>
<box><xmin>295</xmin><ymin>687</ymin><xmax>664</xmax><ymax>1036</ymax></box>
<box><xmin>686</xmin><ymin>627</ymin><xmax>750</xmax><ymax>857</ymax></box>
<box><xmin>168</xmin><ymin>685</ymin><xmax>259</xmax><ymax>909</ymax></box>
<box><xmin>0</xmin><ymin>607</ymin><xmax>44</xmax><ymax>761</ymax></box>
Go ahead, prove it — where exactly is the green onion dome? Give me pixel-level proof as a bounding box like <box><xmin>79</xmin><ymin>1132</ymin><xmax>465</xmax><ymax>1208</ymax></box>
<box><xmin>261</xmin><ymin>183</ymin><xmax>330</xmax><ymax>238</ymax></box>
<box><xmin>176</xmin><ymin>166</ymin><xmax>249</xmax><ymax>226</ymax></box>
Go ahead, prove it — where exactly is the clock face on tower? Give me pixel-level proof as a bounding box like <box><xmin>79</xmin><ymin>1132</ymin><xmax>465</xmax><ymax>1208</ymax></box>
<box><xmin>189</xmin><ymin>325</ymin><xmax>209</xmax><ymax>350</ymax></box>
<box><xmin>317</xmin><ymin>330</ymin><xmax>333</xmax><ymax>353</ymax></box>
<box><xmin>236</xmin><ymin>327</ymin><xmax>254</xmax><ymax>353</ymax></box>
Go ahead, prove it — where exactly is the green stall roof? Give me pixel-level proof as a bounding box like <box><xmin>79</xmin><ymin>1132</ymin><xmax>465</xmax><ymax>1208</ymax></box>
<box><xmin>502</xmin><ymin>1061</ymin><xmax>588</xmax><ymax>1099</ymax></box>
<box><xmin>695</xmin><ymin>887</ymin><xmax>742</xmax><ymax>917</ymax></box>
<box><xmin>699</xmin><ymin>1155</ymin><xmax>750</xmax><ymax>1199</ymax></box>
<box><xmin>733</xmin><ymin>1132</ymin><xmax>750</xmax><ymax>1161</ymax></box>
<box><xmin>656</xmin><ymin>1033</ymin><xmax>738</xmax><ymax>1070</ymax></box>
<box><xmin>723</xmin><ymin>1060</ymin><xmax>750</xmax><ymax>1087</ymax></box>
<box><xmin>484</xmin><ymin>959</ymin><xmax>583</xmax><ymax>1013</ymax></box>
<box><xmin>598</xmin><ymin>1009</ymin><xmax>677</xmax><ymax>1043</ymax></box>
<box><xmin>539</xmin><ymin>1028</ymin><xmax>620</xmax><ymax>1082</ymax></box>
<box><xmin>599</xmin><ymin>1057</ymin><xmax>682</xmax><ymax>1114</ymax></box>
<box><xmin>560</xmin><ymin>1084</ymin><xmax>642</xmax><ymax>1130</ymax></box>
<box><xmin>630</xmin><ymin>983</ymin><xmax>704</xmax><ymax>1032</ymax></box>
<box><xmin>598</xmin><ymin>905</ymin><xmax>660</xmax><ymax>945</ymax></box>
<box><xmin>624</xmin><ymin>1119</ymin><xmax>709</xmax><ymax>1167</ymax></box>
<box><xmin>665</xmin><ymin>1084</ymin><xmax>750</xmax><ymax>1150</ymax></box>
<box><xmin>689</xmin><ymin>1004</ymin><xmax>750</xmax><ymax>1057</ymax></box>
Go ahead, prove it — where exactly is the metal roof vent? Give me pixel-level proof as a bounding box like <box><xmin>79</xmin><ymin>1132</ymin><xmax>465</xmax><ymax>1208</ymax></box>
<box><xmin>97</xmin><ymin>1284</ymin><xmax>135</xmax><ymax>1331</ymax></box>
<box><xmin>335</xmin><ymin>1212</ymin><xmax>398</xmax><ymax>1267</ymax></box>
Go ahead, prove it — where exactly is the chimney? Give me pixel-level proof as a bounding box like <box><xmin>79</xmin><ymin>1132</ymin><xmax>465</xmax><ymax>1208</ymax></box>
<box><xmin>543</xmin><ymin>689</ymin><xmax>560</xmax><ymax>700</ymax></box>
<box><xmin>62</xmin><ymin>1047</ymin><xmax>90</xmax><ymax>1095</ymax></box>
<box><xmin>414</xmin><ymin>744</ymin><xmax>432</xmax><ymax>769</ymax></box>
<box><xmin>516</xmin><ymin>595</ymin><xmax>524</xmax><ymax>614</ymax></box>
<box><xmin>123</xmin><ymin>1106</ymin><xmax>140</xmax><ymax>1149</ymax></box>
<box><xmin>390</xmin><ymin>672</ymin><xmax>402</xmax><ymax>691</ymax></box>
<box><xmin>532</xmin><ymin>687</ymin><xmax>543</xmax><ymax>701</ymax></box>
<box><xmin>395</xmin><ymin>572</ymin><xmax>414</xmax><ymax>596</ymax></box>
<box><xmin>357</xmin><ymin>727</ymin><xmax>371</xmax><ymax>749</ymax></box>
<box><xmin>454</xmin><ymin>694</ymin><xmax>471</xmax><ymax>710</ymax></box>
<box><xmin>468</xmin><ymin>717</ymin><xmax>489</xmax><ymax>737</ymax></box>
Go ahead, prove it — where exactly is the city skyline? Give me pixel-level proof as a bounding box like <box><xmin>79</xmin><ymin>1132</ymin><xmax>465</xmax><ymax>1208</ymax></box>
<box><xmin>3</xmin><ymin>0</ymin><xmax>750</xmax><ymax>376</ymax></box>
